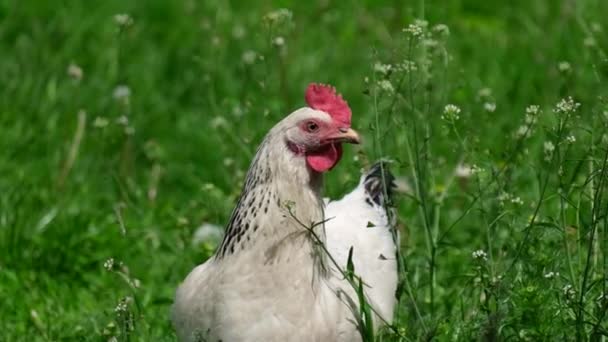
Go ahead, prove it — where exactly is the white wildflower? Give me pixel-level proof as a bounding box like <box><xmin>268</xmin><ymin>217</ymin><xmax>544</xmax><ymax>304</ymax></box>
<box><xmin>478</xmin><ymin>87</ymin><xmax>492</xmax><ymax>99</ymax></box>
<box><xmin>223</xmin><ymin>158</ymin><xmax>234</xmax><ymax>167</ymax></box>
<box><xmin>396</xmin><ymin>60</ymin><xmax>417</xmax><ymax>73</ymax></box>
<box><xmin>115</xmin><ymin>296</ymin><xmax>132</xmax><ymax>313</ymax></box>
<box><xmin>210</xmin><ymin>116</ymin><xmax>228</xmax><ymax>129</ymax></box>
<box><xmin>377</xmin><ymin>80</ymin><xmax>394</xmax><ymax>93</ymax></box>
<box><xmin>455</xmin><ymin>163</ymin><xmax>473</xmax><ymax>178</ymax></box>
<box><xmin>113</xmin><ymin>85</ymin><xmax>131</xmax><ymax>101</ymax></box>
<box><xmin>104</xmin><ymin>258</ymin><xmax>114</xmax><ymax>271</ymax></box>
<box><xmin>515</xmin><ymin>125</ymin><xmax>530</xmax><ymax>138</ymax></box>
<box><xmin>116</xmin><ymin>115</ymin><xmax>129</xmax><ymax>125</ymax></box>
<box><xmin>263</xmin><ymin>8</ymin><xmax>292</xmax><ymax>23</ymax></box>
<box><xmin>526</xmin><ymin>105</ymin><xmax>540</xmax><ymax>115</ymax></box>
<box><xmin>67</xmin><ymin>63</ymin><xmax>83</xmax><ymax>81</ymax></box>
<box><xmin>93</xmin><ymin>116</ymin><xmax>109</xmax><ymax>128</ymax></box>
<box><xmin>563</xmin><ymin>284</ymin><xmax>575</xmax><ymax>297</ymax></box>
<box><xmin>442</xmin><ymin>104</ymin><xmax>461</xmax><ymax>121</ymax></box>
<box><xmin>423</xmin><ymin>38</ymin><xmax>438</xmax><ymax>48</ymax></box>
<box><xmin>498</xmin><ymin>192</ymin><xmax>512</xmax><ymax>206</ymax></box>
<box><xmin>470</xmin><ymin>164</ymin><xmax>483</xmax><ymax>174</ymax></box>
<box><xmin>544</xmin><ymin>141</ymin><xmax>555</xmax><ymax>161</ymax></box>
<box><xmin>433</xmin><ymin>24</ymin><xmax>450</xmax><ymax>36</ymax></box>
<box><xmin>524</xmin><ymin>114</ymin><xmax>537</xmax><ymax>125</ymax></box>
<box><xmin>565</xmin><ymin>135</ymin><xmax>576</xmax><ymax>144</ymax></box>
<box><xmin>124</xmin><ymin>126</ymin><xmax>135</xmax><ymax>135</ymax></box>
<box><xmin>584</xmin><ymin>36</ymin><xmax>596</xmax><ymax>47</ymax></box>
<box><xmin>192</xmin><ymin>222</ymin><xmax>224</xmax><ymax>246</ymax></box>
<box><xmin>511</xmin><ymin>197</ymin><xmax>523</xmax><ymax>205</ymax></box>
<box><xmin>403</xmin><ymin>23</ymin><xmax>423</xmax><ymax>37</ymax></box>
<box><xmin>554</xmin><ymin>96</ymin><xmax>580</xmax><ymax>115</ymax></box>
<box><xmin>483</xmin><ymin>102</ymin><xmax>496</xmax><ymax>112</ymax></box>
<box><xmin>242</xmin><ymin>50</ymin><xmax>257</xmax><ymax>65</ymax></box>
<box><xmin>544</xmin><ymin>271</ymin><xmax>559</xmax><ymax>279</ymax></box>
<box><xmin>472</xmin><ymin>249</ymin><xmax>488</xmax><ymax>261</ymax></box>
<box><xmin>558</xmin><ymin>61</ymin><xmax>571</xmax><ymax>72</ymax></box>
<box><xmin>272</xmin><ymin>36</ymin><xmax>285</xmax><ymax>47</ymax></box>
<box><xmin>373</xmin><ymin>62</ymin><xmax>392</xmax><ymax>75</ymax></box>
<box><xmin>114</xmin><ymin>14</ymin><xmax>133</xmax><ymax>27</ymax></box>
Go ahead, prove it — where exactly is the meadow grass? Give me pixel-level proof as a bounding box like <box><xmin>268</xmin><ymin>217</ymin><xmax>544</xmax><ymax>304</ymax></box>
<box><xmin>1</xmin><ymin>0</ymin><xmax>608</xmax><ymax>340</ymax></box>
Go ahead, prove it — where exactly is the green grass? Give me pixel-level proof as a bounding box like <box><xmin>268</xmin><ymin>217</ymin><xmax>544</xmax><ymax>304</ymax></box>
<box><xmin>1</xmin><ymin>0</ymin><xmax>608</xmax><ymax>340</ymax></box>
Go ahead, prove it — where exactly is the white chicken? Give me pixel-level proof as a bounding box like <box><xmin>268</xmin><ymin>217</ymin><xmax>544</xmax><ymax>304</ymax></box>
<box><xmin>172</xmin><ymin>84</ymin><xmax>398</xmax><ymax>341</ymax></box>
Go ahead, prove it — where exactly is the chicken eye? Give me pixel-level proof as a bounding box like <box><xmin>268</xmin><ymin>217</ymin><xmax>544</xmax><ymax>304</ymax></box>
<box><xmin>306</xmin><ymin>121</ymin><xmax>319</xmax><ymax>132</ymax></box>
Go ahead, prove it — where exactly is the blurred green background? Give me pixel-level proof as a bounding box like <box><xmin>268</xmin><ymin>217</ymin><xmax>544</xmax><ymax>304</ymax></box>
<box><xmin>1</xmin><ymin>0</ymin><xmax>607</xmax><ymax>340</ymax></box>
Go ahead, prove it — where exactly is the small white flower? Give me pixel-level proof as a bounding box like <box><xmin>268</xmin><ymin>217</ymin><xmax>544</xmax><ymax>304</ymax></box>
<box><xmin>472</xmin><ymin>249</ymin><xmax>488</xmax><ymax>261</ymax></box>
<box><xmin>373</xmin><ymin>62</ymin><xmax>392</xmax><ymax>75</ymax></box>
<box><xmin>544</xmin><ymin>271</ymin><xmax>559</xmax><ymax>279</ymax></box>
<box><xmin>498</xmin><ymin>192</ymin><xmax>512</xmax><ymax>206</ymax></box>
<box><xmin>563</xmin><ymin>284</ymin><xmax>575</xmax><ymax>297</ymax></box>
<box><xmin>455</xmin><ymin>163</ymin><xmax>473</xmax><ymax>178</ymax></box>
<box><xmin>511</xmin><ymin>197</ymin><xmax>523</xmax><ymax>205</ymax></box>
<box><xmin>114</xmin><ymin>14</ymin><xmax>133</xmax><ymax>27</ymax></box>
<box><xmin>526</xmin><ymin>105</ymin><xmax>540</xmax><ymax>115</ymax></box>
<box><xmin>104</xmin><ymin>258</ymin><xmax>114</xmax><ymax>271</ymax></box>
<box><xmin>422</xmin><ymin>38</ymin><xmax>438</xmax><ymax>48</ymax></box>
<box><xmin>192</xmin><ymin>222</ymin><xmax>224</xmax><ymax>246</ymax></box>
<box><xmin>116</xmin><ymin>115</ymin><xmax>129</xmax><ymax>125</ymax></box>
<box><xmin>470</xmin><ymin>164</ymin><xmax>483</xmax><ymax>174</ymax></box>
<box><xmin>396</xmin><ymin>60</ymin><xmax>417</xmax><ymax>73</ymax></box>
<box><xmin>544</xmin><ymin>141</ymin><xmax>555</xmax><ymax>161</ymax></box>
<box><xmin>124</xmin><ymin>126</ymin><xmax>135</xmax><ymax>135</ymax></box>
<box><xmin>210</xmin><ymin>116</ymin><xmax>228</xmax><ymax>129</ymax></box>
<box><xmin>93</xmin><ymin>116</ymin><xmax>109</xmax><ymax>128</ymax></box>
<box><xmin>558</xmin><ymin>61</ymin><xmax>571</xmax><ymax>72</ymax></box>
<box><xmin>67</xmin><ymin>63</ymin><xmax>83</xmax><ymax>81</ymax></box>
<box><xmin>554</xmin><ymin>96</ymin><xmax>581</xmax><ymax>114</ymax></box>
<box><xmin>403</xmin><ymin>23</ymin><xmax>423</xmax><ymax>37</ymax></box>
<box><xmin>223</xmin><ymin>158</ymin><xmax>234</xmax><ymax>167</ymax></box>
<box><xmin>478</xmin><ymin>87</ymin><xmax>492</xmax><ymax>99</ymax></box>
<box><xmin>442</xmin><ymin>104</ymin><xmax>461</xmax><ymax>121</ymax></box>
<box><xmin>377</xmin><ymin>80</ymin><xmax>394</xmax><ymax>93</ymax></box>
<box><xmin>433</xmin><ymin>24</ymin><xmax>450</xmax><ymax>36</ymax></box>
<box><xmin>272</xmin><ymin>36</ymin><xmax>285</xmax><ymax>47</ymax></box>
<box><xmin>483</xmin><ymin>102</ymin><xmax>496</xmax><ymax>112</ymax></box>
<box><xmin>263</xmin><ymin>8</ymin><xmax>292</xmax><ymax>23</ymax></box>
<box><xmin>113</xmin><ymin>85</ymin><xmax>131</xmax><ymax>101</ymax></box>
<box><xmin>115</xmin><ymin>296</ymin><xmax>132</xmax><ymax>313</ymax></box>
<box><xmin>515</xmin><ymin>125</ymin><xmax>530</xmax><ymax>138</ymax></box>
<box><xmin>565</xmin><ymin>135</ymin><xmax>576</xmax><ymax>144</ymax></box>
<box><xmin>241</xmin><ymin>50</ymin><xmax>257</xmax><ymax>65</ymax></box>
<box><xmin>584</xmin><ymin>36</ymin><xmax>596</xmax><ymax>47</ymax></box>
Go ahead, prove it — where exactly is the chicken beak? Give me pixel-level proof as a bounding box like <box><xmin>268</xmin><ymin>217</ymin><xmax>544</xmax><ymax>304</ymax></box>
<box><xmin>328</xmin><ymin>128</ymin><xmax>361</xmax><ymax>144</ymax></box>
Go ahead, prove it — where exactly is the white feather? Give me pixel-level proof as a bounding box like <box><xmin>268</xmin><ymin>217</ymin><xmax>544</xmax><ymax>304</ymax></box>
<box><xmin>325</xmin><ymin>171</ymin><xmax>398</xmax><ymax>325</ymax></box>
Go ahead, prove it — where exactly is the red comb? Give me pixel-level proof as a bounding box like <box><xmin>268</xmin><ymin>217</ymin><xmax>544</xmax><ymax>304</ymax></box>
<box><xmin>305</xmin><ymin>83</ymin><xmax>351</xmax><ymax>127</ymax></box>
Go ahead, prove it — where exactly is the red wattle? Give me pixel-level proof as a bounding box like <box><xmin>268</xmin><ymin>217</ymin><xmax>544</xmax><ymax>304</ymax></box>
<box><xmin>306</xmin><ymin>143</ymin><xmax>343</xmax><ymax>173</ymax></box>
